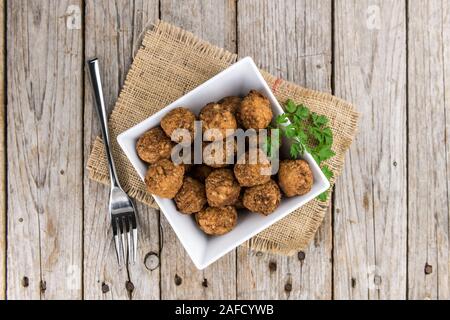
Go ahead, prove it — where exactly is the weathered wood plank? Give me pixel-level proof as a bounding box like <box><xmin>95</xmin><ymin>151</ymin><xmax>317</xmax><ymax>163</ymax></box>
<box><xmin>0</xmin><ymin>0</ymin><xmax>5</xmax><ymax>300</ymax></box>
<box><xmin>159</xmin><ymin>0</ymin><xmax>238</xmax><ymax>300</ymax></box>
<box><xmin>83</xmin><ymin>0</ymin><xmax>160</xmax><ymax>300</ymax></box>
<box><xmin>236</xmin><ymin>0</ymin><xmax>333</xmax><ymax>299</ymax></box>
<box><xmin>7</xmin><ymin>0</ymin><xmax>83</xmax><ymax>299</ymax></box>
<box><xmin>407</xmin><ymin>0</ymin><xmax>450</xmax><ymax>300</ymax></box>
<box><xmin>333</xmin><ymin>0</ymin><xmax>407</xmax><ymax>299</ymax></box>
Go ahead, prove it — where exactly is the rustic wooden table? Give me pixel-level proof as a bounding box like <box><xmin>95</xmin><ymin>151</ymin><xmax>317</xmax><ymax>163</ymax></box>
<box><xmin>1</xmin><ymin>0</ymin><xmax>449</xmax><ymax>300</ymax></box>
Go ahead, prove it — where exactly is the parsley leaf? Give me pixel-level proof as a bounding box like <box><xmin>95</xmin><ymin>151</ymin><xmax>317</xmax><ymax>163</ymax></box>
<box><xmin>290</xmin><ymin>142</ymin><xmax>302</xmax><ymax>158</ymax></box>
<box><xmin>285</xmin><ymin>99</ymin><xmax>297</xmax><ymax>113</ymax></box>
<box><xmin>316</xmin><ymin>146</ymin><xmax>335</xmax><ymax>162</ymax></box>
<box><xmin>284</xmin><ymin>124</ymin><xmax>297</xmax><ymax>138</ymax></box>
<box><xmin>268</xmin><ymin>99</ymin><xmax>336</xmax><ymax>202</ymax></box>
<box><xmin>316</xmin><ymin>115</ymin><xmax>328</xmax><ymax>126</ymax></box>
<box><xmin>321</xmin><ymin>165</ymin><xmax>334</xmax><ymax>180</ymax></box>
<box><xmin>317</xmin><ymin>191</ymin><xmax>329</xmax><ymax>202</ymax></box>
<box><xmin>295</xmin><ymin>105</ymin><xmax>309</xmax><ymax>120</ymax></box>
<box><xmin>276</xmin><ymin>114</ymin><xmax>289</xmax><ymax>124</ymax></box>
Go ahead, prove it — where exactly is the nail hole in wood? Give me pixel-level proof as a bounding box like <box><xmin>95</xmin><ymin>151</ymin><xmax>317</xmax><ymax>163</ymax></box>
<box><xmin>174</xmin><ymin>274</ymin><xmax>182</xmax><ymax>286</ymax></box>
<box><xmin>374</xmin><ymin>275</ymin><xmax>382</xmax><ymax>286</ymax></box>
<box><xmin>40</xmin><ymin>280</ymin><xmax>47</xmax><ymax>292</ymax></box>
<box><xmin>22</xmin><ymin>276</ymin><xmax>29</xmax><ymax>287</ymax></box>
<box><xmin>298</xmin><ymin>251</ymin><xmax>306</xmax><ymax>261</ymax></box>
<box><xmin>351</xmin><ymin>278</ymin><xmax>356</xmax><ymax>288</ymax></box>
<box><xmin>101</xmin><ymin>282</ymin><xmax>110</xmax><ymax>293</ymax></box>
<box><xmin>18</xmin><ymin>218</ymin><xmax>23</xmax><ymax>223</ymax></box>
<box><xmin>202</xmin><ymin>278</ymin><xmax>208</xmax><ymax>288</ymax></box>
<box><xmin>269</xmin><ymin>261</ymin><xmax>277</xmax><ymax>272</ymax></box>
<box><xmin>144</xmin><ymin>252</ymin><xmax>160</xmax><ymax>271</ymax></box>
<box><xmin>60</xmin><ymin>169</ymin><xmax>65</xmax><ymax>175</ymax></box>
<box><xmin>424</xmin><ymin>263</ymin><xmax>433</xmax><ymax>275</ymax></box>
<box><xmin>284</xmin><ymin>283</ymin><xmax>292</xmax><ymax>292</ymax></box>
<box><xmin>256</xmin><ymin>251</ymin><xmax>263</xmax><ymax>257</ymax></box>
<box><xmin>126</xmin><ymin>281</ymin><xmax>134</xmax><ymax>293</ymax></box>
<box><xmin>393</xmin><ymin>161</ymin><xmax>397</xmax><ymax>167</ymax></box>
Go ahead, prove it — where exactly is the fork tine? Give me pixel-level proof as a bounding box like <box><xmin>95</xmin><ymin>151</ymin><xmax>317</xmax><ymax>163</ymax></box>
<box><xmin>132</xmin><ymin>228</ymin><xmax>137</xmax><ymax>264</ymax></box>
<box><xmin>118</xmin><ymin>217</ymin><xmax>127</xmax><ymax>264</ymax></box>
<box><xmin>127</xmin><ymin>231</ymin><xmax>132</xmax><ymax>265</ymax></box>
<box><xmin>130</xmin><ymin>215</ymin><xmax>138</xmax><ymax>264</ymax></box>
<box><xmin>123</xmin><ymin>216</ymin><xmax>132</xmax><ymax>265</ymax></box>
<box><xmin>114</xmin><ymin>234</ymin><xmax>122</xmax><ymax>266</ymax></box>
<box><xmin>112</xmin><ymin>217</ymin><xmax>122</xmax><ymax>266</ymax></box>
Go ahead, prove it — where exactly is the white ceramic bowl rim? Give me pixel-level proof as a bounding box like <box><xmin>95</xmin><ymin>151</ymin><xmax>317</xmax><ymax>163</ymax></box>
<box><xmin>117</xmin><ymin>57</ymin><xmax>330</xmax><ymax>269</ymax></box>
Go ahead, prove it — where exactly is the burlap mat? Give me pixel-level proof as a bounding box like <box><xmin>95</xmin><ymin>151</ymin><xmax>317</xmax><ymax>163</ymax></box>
<box><xmin>87</xmin><ymin>21</ymin><xmax>359</xmax><ymax>255</ymax></box>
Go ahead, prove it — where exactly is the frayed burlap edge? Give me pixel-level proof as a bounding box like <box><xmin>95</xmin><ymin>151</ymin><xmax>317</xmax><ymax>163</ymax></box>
<box><xmin>87</xmin><ymin>21</ymin><xmax>238</xmax><ymax>209</ymax></box>
<box><xmin>245</xmin><ymin>71</ymin><xmax>359</xmax><ymax>254</ymax></box>
<box><xmin>87</xmin><ymin>137</ymin><xmax>159</xmax><ymax>207</ymax></box>
<box><xmin>87</xmin><ymin>20</ymin><xmax>359</xmax><ymax>256</ymax></box>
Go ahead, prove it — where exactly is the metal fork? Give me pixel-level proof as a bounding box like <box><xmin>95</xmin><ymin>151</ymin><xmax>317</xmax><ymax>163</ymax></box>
<box><xmin>88</xmin><ymin>58</ymin><xmax>138</xmax><ymax>266</ymax></box>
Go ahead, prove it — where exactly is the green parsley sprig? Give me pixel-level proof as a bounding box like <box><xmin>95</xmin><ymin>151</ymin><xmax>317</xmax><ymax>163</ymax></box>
<box><xmin>267</xmin><ymin>99</ymin><xmax>335</xmax><ymax>201</ymax></box>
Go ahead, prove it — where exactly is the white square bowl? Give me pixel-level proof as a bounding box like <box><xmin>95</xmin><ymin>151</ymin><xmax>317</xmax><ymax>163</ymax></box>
<box><xmin>117</xmin><ymin>57</ymin><xmax>330</xmax><ymax>269</ymax></box>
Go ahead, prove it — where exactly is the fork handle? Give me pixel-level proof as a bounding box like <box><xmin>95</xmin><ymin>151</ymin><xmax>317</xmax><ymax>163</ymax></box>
<box><xmin>88</xmin><ymin>58</ymin><xmax>120</xmax><ymax>188</ymax></box>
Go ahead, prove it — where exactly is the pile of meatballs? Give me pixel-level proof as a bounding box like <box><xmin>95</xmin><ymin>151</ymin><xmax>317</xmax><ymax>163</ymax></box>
<box><xmin>136</xmin><ymin>90</ymin><xmax>314</xmax><ymax>236</ymax></box>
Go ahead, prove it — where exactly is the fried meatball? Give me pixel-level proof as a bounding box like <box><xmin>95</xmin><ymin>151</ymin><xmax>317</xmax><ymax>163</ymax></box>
<box><xmin>238</xmin><ymin>90</ymin><xmax>273</xmax><ymax>129</ymax></box>
<box><xmin>234</xmin><ymin>149</ymin><xmax>272</xmax><ymax>187</ymax></box>
<box><xmin>136</xmin><ymin>127</ymin><xmax>173</xmax><ymax>164</ymax></box>
<box><xmin>218</xmin><ymin>96</ymin><xmax>242</xmax><ymax>115</ymax></box>
<box><xmin>203</xmin><ymin>140</ymin><xmax>236</xmax><ymax>168</ymax></box>
<box><xmin>243</xmin><ymin>180</ymin><xmax>281</xmax><ymax>215</ymax></box>
<box><xmin>174</xmin><ymin>177</ymin><xmax>207</xmax><ymax>214</ymax></box>
<box><xmin>175</xmin><ymin>146</ymin><xmax>193</xmax><ymax>172</ymax></box>
<box><xmin>195</xmin><ymin>206</ymin><xmax>238</xmax><ymax>236</ymax></box>
<box><xmin>199</xmin><ymin>103</ymin><xmax>237</xmax><ymax>141</ymax></box>
<box><xmin>205</xmin><ymin>169</ymin><xmax>241</xmax><ymax>207</ymax></box>
<box><xmin>145</xmin><ymin>159</ymin><xmax>185</xmax><ymax>199</ymax></box>
<box><xmin>190</xmin><ymin>164</ymin><xmax>214</xmax><ymax>182</ymax></box>
<box><xmin>161</xmin><ymin>107</ymin><xmax>196</xmax><ymax>142</ymax></box>
<box><xmin>278</xmin><ymin>160</ymin><xmax>313</xmax><ymax>197</ymax></box>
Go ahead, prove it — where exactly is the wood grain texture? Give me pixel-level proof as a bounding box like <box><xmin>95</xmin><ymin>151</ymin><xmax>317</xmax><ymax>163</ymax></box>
<box><xmin>0</xmin><ymin>0</ymin><xmax>5</xmax><ymax>300</ymax></box>
<box><xmin>83</xmin><ymin>0</ymin><xmax>160</xmax><ymax>300</ymax></box>
<box><xmin>160</xmin><ymin>213</ymin><xmax>236</xmax><ymax>300</ymax></box>
<box><xmin>236</xmin><ymin>0</ymin><xmax>333</xmax><ymax>299</ymax></box>
<box><xmin>407</xmin><ymin>0</ymin><xmax>450</xmax><ymax>300</ymax></box>
<box><xmin>7</xmin><ymin>0</ymin><xmax>83</xmax><ymax>299</ymax></box>
<box><xmin>159</xmin><ymin>0</ymin><xmax>238</xmax><ymax>300</ymax></box>
<box><xmin>160</xmin><ymin>0</ymin><xmax>237</xmax><ymax>51</ymax></box>
<box><xmin>333</xmin><ymin>0</ymin><xmax>407</xmax><ymax>299</ymax></box>
<box><xmin>3</xmin><ymin>0</ymin><xmax>450</xmax><ymax>300</ymax></box>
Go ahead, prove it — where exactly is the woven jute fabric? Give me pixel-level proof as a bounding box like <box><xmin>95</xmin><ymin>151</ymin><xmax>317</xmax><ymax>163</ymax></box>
<box><xmin>87</xmin><ymin>21</ymin><xmax>359</xmax><ymax>255</ymax></box>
